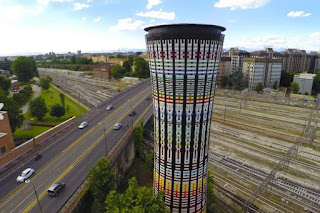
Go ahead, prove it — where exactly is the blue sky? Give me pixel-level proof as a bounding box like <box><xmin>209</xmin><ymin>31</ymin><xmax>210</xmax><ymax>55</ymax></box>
<box><xmin>0</xmin><ymin>0</ymin><xmax>319</xmax><ymax>56</ymax></box>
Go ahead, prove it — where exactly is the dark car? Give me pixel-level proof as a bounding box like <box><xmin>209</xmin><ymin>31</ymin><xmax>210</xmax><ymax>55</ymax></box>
<box><xmin>129</xmin><ymin>111</ymin><xmax>136</xmax><ymax>116</ymax></box>
<box><xmin>48</xmin><ymin>182</ymin><xmax>65</xmax><ymax>197</ymax></box>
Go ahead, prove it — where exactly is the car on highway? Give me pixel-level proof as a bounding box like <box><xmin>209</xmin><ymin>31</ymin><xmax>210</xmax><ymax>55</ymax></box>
<box><xmin>78</xmin><ymin>121</ymin><xmax>88</xmax><ymax>129</ymax></box>
<box><xmin>114</xmin><ymin>123</ymin><xmax>122</xmax><ymax>130</ymax></box>
<box><xmin>106</xmin><ymin>105</ymin><xmax>113</xmax><ymax>110</ymax></box>
<box><xmin>48</xmin><ymin>182</ymin><xmax>66</xmax><ymax>197</ymax></box>
<box><xmin>16</xmin><ymin>168</ymin><xmax>35</xmax><ymax>183</ymax></box>
<box><xmin>129</xmin><ymin>111</ymin><xmax>136</xmax><ymax>116</ymax></box>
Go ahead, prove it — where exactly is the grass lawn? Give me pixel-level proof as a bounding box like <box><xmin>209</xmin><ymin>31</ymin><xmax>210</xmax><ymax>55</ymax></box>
<box><xmin>24</xmin><ymin>85</ymin><xmax>87</xmax><ymax>125</ymax></box>
<box><xmin>13</xmin><ymin>125</ymin><xmax>51</xmax><ymax>139</ymax></box>
<box><xmin>14</xmin><ymin>85</ymin><xmax>87</xmax><ymax>140</ymax></box>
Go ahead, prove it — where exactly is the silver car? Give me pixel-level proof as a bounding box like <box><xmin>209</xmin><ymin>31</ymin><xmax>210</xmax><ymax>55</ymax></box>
<box><xmin>17</xmin><ymin>168</ymin><xmax>35</xmax><ymax>183</ymax></box>
<box><xmin>79</xmin><ymin>121</ymin><xmax>88</xmax><ymax>129</ymax></box>
<box><xmin>114</xmin><ymin>123</ymin><xmax>122</xmax><ymax>130</ymax></box>
<box><xmin>106</xmin><ymin>105</ymin><xmax>113</xmax><ymax>110</ymax></box>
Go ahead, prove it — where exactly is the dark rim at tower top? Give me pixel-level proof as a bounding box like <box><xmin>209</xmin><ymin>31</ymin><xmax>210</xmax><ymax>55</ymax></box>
<box><xmin>144</xmin><ymin>23</ymin><xmax>226</xmax><ymax>32</ymax></box>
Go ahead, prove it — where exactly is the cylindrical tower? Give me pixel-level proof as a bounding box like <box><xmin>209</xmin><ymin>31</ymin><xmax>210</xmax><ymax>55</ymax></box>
<box><xmin>145</xmin><ymin>24</ymin><xmax>225</xmax><ymax>212</ymax></box>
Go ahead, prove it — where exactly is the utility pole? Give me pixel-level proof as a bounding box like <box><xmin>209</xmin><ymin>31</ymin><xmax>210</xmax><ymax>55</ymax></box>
<box><xmin>25</xmin><ymin>179</ymin><xmax>43</xmax><ymax>213</ymax></box>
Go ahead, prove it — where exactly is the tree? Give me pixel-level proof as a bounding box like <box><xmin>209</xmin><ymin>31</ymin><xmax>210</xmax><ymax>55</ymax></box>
<box><xmin>280</xmin><ymin>70</ymin><xmax>294</xmax><ymax>87</ymax></box>
<box><xmin>312</xmin><ymin>72</ymin><xmax>320</xmax><ymax>95</ymax></box>
<box><xmin>123</xmin><ymin>61</ymin><xmax>131</xmax><ymax>73</ymax></box>
<box><xmin>273</xmin><ymin>80</ymin><xmax>278</xmax><ymax>90</ymax></box>
<box><xmin>255</xmin><ymin>82</ymin><xmax>263</xmax><ymax>93</ymax></box>
<box><xmin>59</xmin><ymin>93</ymin><xmax>65</xmax><ymax>106</ymax></box>
<box><xmin>291</xmin><ymin>82</ymin><xmax>300</xmax><ymax>94</ymax></box>
<box><xmin>11</xmin><ymin>56</ymin><xmax>37</xmax><ymax>82</ymax></box>
<box><xmin>134</xmin><ymin>124</ymin><xmax>144</xmax><ymax>156</ymax></box>
<box><xmin>88</xmin><ymin>157</ymin><xmax>116</xmax><ymax>212</ymax></box>
<box><xmin>230</xmin><ymin>69</ymin><xmax>245</xmax><ymax>90</ymax></box>
<box><xmin>105</xmin><ymin>177</ymin><xmax>168</xmax><ymax>213</ymax></box>
<box><xmin>0</xmin><ymin>89</ymin><xmax>24</xmax><ymax>131</ymax></box>
<box><xmin>30</xmin><ymin>97</ymin><xmax>48</xmax><ymax>120</ymax></box>
<box><xmin>221</xmin><ymin>76</ymin><xmax>229</xmax><ymax>88</ymax></box>
<box><xmin>12</xmin><ymin>85</ymin><xmax>33</xmax><ymax>107</ymax></box>
<box><xmin>0</xmin><ymin>60</ymin><xmax>12</xmax><ymax>70</ymax></box>
<box><xmin>40</xmin><ymin>76</ymin><xmax>52</xmax><ymax>90</ymax></box>
<box><xmin>110</xmin><ymin>65</ymin><xmax>126</xmax><ymax>80</ymax></box>
<box><xmin>128</xmin><ymin>55</ymin><xmax>134</xmax><ymax>66</ymax></box>
<box><xmin>134</xmin><ymin>57</ymin><xmax>149</xmax><ymax>79</ymax></box>
<box><xmin>50</xmin><ymin>104</ymin><xmax>66</xmax><ymax>118</ymax></box>
<box><xmin>207</xmin><ymin>170</ymin><xmax>217</xmax><ymax>213</ymax></box>
<box><xmin>0</xmin><ymin>76</ymin><xmax>11</xmax><ymax>94</ymax></box>
<box><xmin>70</xmin><ymin>55</ymin><xmax>76</xmax><ymax>64</ymax></box>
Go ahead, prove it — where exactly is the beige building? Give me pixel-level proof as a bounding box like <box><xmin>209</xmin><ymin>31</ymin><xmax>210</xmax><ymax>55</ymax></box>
<box><xmin>281</xmin><ymin>49</ymin><xmax>308</xmax><ymax>74</ymax></box>
<box><xmin>243</xmin><ymin>58</ymin><xmax>282</xmax><ymax>90</ymax></box>
<box><xmin>0</xmin><ymin>111</ymin><xmax>15</xmax><ymax>156</ymax></box>
<box><xmin>223</xmin><ymin>47</ymin><xmax>249</xmax><ymax>74</ymax></box>
<box><xmin>217</xmin><ymin>57</ymin><xmax>231</xmax><ymax>87</ymax></box>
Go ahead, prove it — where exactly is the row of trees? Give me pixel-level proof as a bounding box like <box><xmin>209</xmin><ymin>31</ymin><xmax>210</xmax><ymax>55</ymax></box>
<box><xmin>30</xmin><ymin>93</ymin><xmax>66</xmax><ymax>121</ymax></box>
<box><xmin>80</xmin><ymin>157</ymin><xmax>168</xmax><ymax>213</ymax></box>
<box><xmin>110</xmin><ymin>56</ymin><xmax>149</xmax><ymax>80</ymax></box>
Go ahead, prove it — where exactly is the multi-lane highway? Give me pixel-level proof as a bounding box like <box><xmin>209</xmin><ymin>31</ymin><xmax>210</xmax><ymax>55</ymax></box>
<box><xmin>0</xmin><ymin>80</ymin><xmax>152</xmax><ymax>213</ymax></box>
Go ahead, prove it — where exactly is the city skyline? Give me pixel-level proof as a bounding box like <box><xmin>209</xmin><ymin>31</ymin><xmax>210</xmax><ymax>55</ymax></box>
<box><xmin>0</xmin><ymin>0</ymin><xmax>319</xmax><ymax>56</ymax></box>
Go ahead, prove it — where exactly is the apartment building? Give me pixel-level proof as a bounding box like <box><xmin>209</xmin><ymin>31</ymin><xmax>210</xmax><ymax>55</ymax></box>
<box><xmin>224</xmin><ymin>47</ymin><xmax>249</xmax><ymax>74</ymax></box>
<box><xmin>217</xmin><ymin>57</ymin><xmax>231</xmax><ymax>86</ymax></box>
<box><xmin>243</xmin><ymin>58</ymin><xmax>282</xmax><ymax>90</ymax></box>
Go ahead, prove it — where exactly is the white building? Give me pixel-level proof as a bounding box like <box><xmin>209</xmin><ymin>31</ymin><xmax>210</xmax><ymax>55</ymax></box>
<box><xmin>293</xmin><ymin>73</ymin><xmax>316</xmax><ymax>95</ymax></box>
<box><xmin>243</xmin><ymin>58</ymin><xmax>282</xmax><ymax>90</ymax></box>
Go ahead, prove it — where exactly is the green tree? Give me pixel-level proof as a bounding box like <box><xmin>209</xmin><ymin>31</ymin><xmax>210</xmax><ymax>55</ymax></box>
<box><xmin>0</xmin><ymin>60</ymin><xmax>12</xmax><ymax>70</ymax></box>
<box><xmin>207</xmin><ymin>170</ymin><xmax>217</xmax><ymax>213</ymax></box>
<box><xmin>123</xmin><ymin>61</ymin><xmax>131</xmax><ymax>73</ymax></box>
<box><xmin>40</xmin><ymin>76</ymin><xmax>52</xmax><ymax>90</ymax></box>
<box><xmin>49</xmin><ymin>104</ymin><xmax>66</xmax><ymax>118</ymax></box>
<box><xmin>230</xmin><ymin>69</ymin><xmax>245</xmax><ymax>90</ymax></box>
<box><xmin>12</xmin><ymin>85</ymin><xmax>32</xmax><ymax>107</ymax></box>
<box><xmin>280</xmin><ymin>70</ymin><xmax>294</xmax><ymax>87</ymax></box>
<box><xmin>110</xmin><ymin>65</ymin><xmax>126</xmax><ymax>80</ymax></box>
<box><xmin>312</xmin><ymin>72</ymin><xmax>320</xmax><ymax>95</ymax></box>
<box><xmin>128</xmin><ymin>55</ymin><xmax>134</xmax><ymax>66</ymax></box>
<box><xmin>88</xmin><ymin>157</ymin><xmax>116</xmax><ymax>213</ymax></box>
<box><xmin>0</xmin><ymin>89</ymin><xmax>24</xmax><ymax>131</ymax></box>
<box><xmin>30</xmin><ymin>97</ymin><xmax>48</xmax><ymax>120</ymax></box>
<box><xmin>134</xmin><ymin>124</ymin><xmax>144</xmax><ymax>156</ymax></box>
<box><xmin>105</xmin><ymin>177</ymin><xmax>168</xmax><ymax>213</ymax></box>
<box><xmin>134</xmin><ymin>57</ymin><xmax>149</xmax><ymax>79</ymax></box>
<box><xmin>221</xmin><ymin>76</ymin><xmax>229</xmax><ymax>88</ymax></box>
<box><xmin>0</xmin><ymin>76</ymin><xmax>11</xmax><ymax>94</ymax></box>
<box><xmin>59</xmin><ymin>93</ymin><xmax>65</xmax><ymax>106</ymax></box>
<box><xmin>273</xmin><ymin>80</ymin><xmax>278</xmax><ymax>90</ymax></box>
<box><xmin>291</xmin><ymin>82</ymin><xmax>300</xmax><ymax>94</ymax></box>
<box><xmin>70</xmin><ymin>55</ymin><xmax>76</xmax><ymax>64</ymax></box>
<box><xmin>11</xmin><ymin>57</ymin><xmax>37</xmax><ymax>82</ymax></box>
<box><xmin>255</xmin><ymin>82</ymin><xmax>263</xmax><ymax>93</ymax></box>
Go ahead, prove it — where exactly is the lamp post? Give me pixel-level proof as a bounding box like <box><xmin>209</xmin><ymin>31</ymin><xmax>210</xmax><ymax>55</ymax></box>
<box><xmin>25</xmin><ymin>179</ymin><xmax>43</xmax><ymax>213</ymax></box>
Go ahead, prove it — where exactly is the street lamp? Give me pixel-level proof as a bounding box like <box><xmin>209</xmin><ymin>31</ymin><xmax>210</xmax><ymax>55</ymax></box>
<box><xmin>25</xmin><ymin>179</ymin><xmax>43</xmax><ymax>213</ymax></box>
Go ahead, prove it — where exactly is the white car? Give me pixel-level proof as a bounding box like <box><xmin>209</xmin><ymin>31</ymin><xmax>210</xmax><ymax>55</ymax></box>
<box><xmin>114</xmin><ymin>123</ymin><xmax>122</xmax><ymax>130</ymax></box>
<box><xmin>79</xmin><ymin>121</ymin><xmax>88</xmax><ymax>129</ymax></box>
<box><xmin>17</xmin><ymin>168</ymin><xmax>35</xmax><ymax>183</ymax></box>
<box><xmin>106</xmin><ymin>105</ymin><xmax>113</xmax><ymax>110</ymax></box>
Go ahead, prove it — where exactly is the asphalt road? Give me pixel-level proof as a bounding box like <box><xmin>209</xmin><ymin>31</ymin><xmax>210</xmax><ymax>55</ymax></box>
<box><xmin>0</xmin><ymin>80</ymin><xmax>152</xmax><ymax>213</ymax></box>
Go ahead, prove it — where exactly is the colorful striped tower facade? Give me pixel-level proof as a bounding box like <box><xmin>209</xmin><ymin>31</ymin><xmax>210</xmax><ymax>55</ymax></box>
<box><xmin>144</xmin><ymin>24</ymin><xmax>225</xmax><ymax>212</ymax></box>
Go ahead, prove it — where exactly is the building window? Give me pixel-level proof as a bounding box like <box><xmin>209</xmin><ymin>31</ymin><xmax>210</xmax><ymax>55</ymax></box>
<box><xmin>1</xmin><ymin>146</ymin><xmax>6</xmax><ymax>154</ymax></box>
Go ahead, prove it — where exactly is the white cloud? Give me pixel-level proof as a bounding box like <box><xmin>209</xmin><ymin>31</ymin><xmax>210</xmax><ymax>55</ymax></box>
<box><xmin>38</xmin><ymin>0</ymin><xmax>74</xmax><ymax>5</ymax></box>
<box><xmin>287</xmin><ymin>11</ymin><xmax>311</xmax><ymax>17</ymax></box>
<box><xmin>82</xmin><ymin>16</ymin><xmax>87</xmax><ymax>21</ymax></box>
<box><xmin>146</xmin><ymin>0</ymin><xmax>162</xmax><ymax>9</ymax></box>
<box><xmin>93</xmin><ymin>17</ymin><xmax>101</xmax><ymax>23</ymax></box>
<box><xmin>310</xmin><ymin>32</ymin><xmax>320</xmax><ymax>40</ymax></box>
<box><xmin>110</xmin><ymin>18</ymin><xmax>145</xmax><ymax>31</ymax></box>
<box><xmin>214</xmin><ymin>0</ymin><xmax>269</xmax><ymax>10</ymax></box>
<box><xmin>87</xmin><ymin>0</ymin><xmax>94</xmax><ymax>2</ymax></box>
<box><xmin>74</xmin><ymin>3</ymin><xmax>90</xmax><ymax>11</ymax></box>
<box><xmin>224</xmin><ymin>33</ymin><xmax>320</xmax><ymax>52</ymax></box>
<box><xmin>136</xmin><ymin>9</ymin><xmax>175</xmax><ymax>20</ymax></box>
